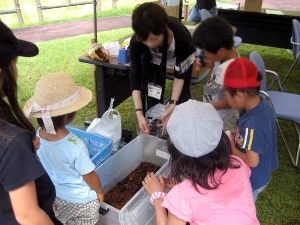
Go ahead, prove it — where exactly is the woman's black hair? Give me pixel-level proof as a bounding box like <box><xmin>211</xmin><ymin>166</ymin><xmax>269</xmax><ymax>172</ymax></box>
<box><xmin>132</xmin><ymin>2</ymin><xmax>169</xmax><ymax>42</ymax></box>
<box><xmin>0</xmin><ymin>62</ymin><xmax>36</xmax><ymax>136</ymax></box>
<box><xmin>37</xmin><ymin>112</ymin><xmax>76</xmax><ymax>132</ymax></box>
<box><xmin>192</xmin><ymin>17</ymin><xmax>234</xmax><ymax>54</ymax></box>
<box><xmin>168</xmin><ymin>132</ymin><xmax>241</xmax><ymax>192</ymax></box>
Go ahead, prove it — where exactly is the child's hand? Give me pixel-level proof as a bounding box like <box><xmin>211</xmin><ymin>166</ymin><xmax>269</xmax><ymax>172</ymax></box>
<box><xmin>159</xmin><ymin>175</ymin><xmax>180</xmax><ymax>189</ymax></box>
<box><xmin>97</xmin><ymin>191</ymin><xmax>104</xmax><ymax>203</ymax></box>
<box><xmin>33</xmin><ymin>137</ymin><xmax>40</xmax><ymax>151</ymax></box>
<box><xmin>195</xmin><ymin>59</ymin><xmax>202</xmax><ymax>71</ymax></box>
<box><xmin>142</xmin><ymin>172</ymin><xmax>165</xmax><ymax>196</ymax></box>
<box><xmin>230</xmin><ymin>135</ymin><xmax>240</xmax><ymax>155</ymax></box>
<box><xmin>203</xmin><ymin>59</ymin><xmax>214</xmax><ymax>68</ymax></box>
<box><xmin>230</xmin><ymin>132</ymin><xmax>236</xmax><ymax>138</ymax></box>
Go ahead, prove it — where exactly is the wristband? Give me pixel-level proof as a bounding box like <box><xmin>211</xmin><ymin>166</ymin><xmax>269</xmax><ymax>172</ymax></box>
<box><xmin>135</xmin><ymin>108</ymin><xmax>143</xmax><ymax>112</ymax></box>
<box><xmin>150</xmin><ymin>192</ymin><xmax>167</xmax><ymax>205</ymax></box>
<box><xmin>169</xmin><ymin>100</ymin><xmax>177</xmax><ymax>105</ymax></box>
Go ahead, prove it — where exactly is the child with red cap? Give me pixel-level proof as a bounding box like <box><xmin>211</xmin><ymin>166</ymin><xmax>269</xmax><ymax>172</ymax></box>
<box><xmin>216</xmin><ymin>57</ymin><xmax>279</xmax><ymax>202</ymax></box>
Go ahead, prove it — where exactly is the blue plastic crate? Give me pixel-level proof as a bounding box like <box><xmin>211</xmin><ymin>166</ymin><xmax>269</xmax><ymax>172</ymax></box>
<box><xmin>67</xmin><ymin>126</ymin><xmax>113</xmax><ymax>166</ymax></box>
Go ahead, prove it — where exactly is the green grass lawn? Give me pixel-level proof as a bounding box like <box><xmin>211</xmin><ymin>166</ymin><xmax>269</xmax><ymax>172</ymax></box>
<box><xmin>16</xmin><ymin>28</ymin><xmax>300</xmax><ymax>224</ymax></box>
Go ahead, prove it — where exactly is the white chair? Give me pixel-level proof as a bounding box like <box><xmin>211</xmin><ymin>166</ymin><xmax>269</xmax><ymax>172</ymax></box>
<box><xmin>282</xmin><ymin>19</ymin><xmax>300</xmax><ymax>85</ymax></box>
<box><xmin>250</xmin><ymin>51</ymin><xmax>300</xmax><ymax>167</ymax></box>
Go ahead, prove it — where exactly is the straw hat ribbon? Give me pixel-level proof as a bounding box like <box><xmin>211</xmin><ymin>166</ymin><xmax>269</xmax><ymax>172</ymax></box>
<box><xmin>24</xmin><ymin>72</ymin><xmax>92</xmax><ymax>134</ymax></box>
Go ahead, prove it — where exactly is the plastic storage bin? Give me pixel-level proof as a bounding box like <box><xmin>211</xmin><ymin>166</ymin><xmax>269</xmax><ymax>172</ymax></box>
<box><xmin>67</xmin><ymin>126</ymin><xmax>113</xmax><ymax>166</ymax></box>
<box><xmin>95</xmin><ymin>134</ymin><xmax>169</xmax><ymax>225</ymax></box>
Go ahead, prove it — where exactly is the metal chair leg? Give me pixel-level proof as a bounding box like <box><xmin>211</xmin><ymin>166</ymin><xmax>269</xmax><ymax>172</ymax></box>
<box><xmin>282</xmin><ymin>54</ymin><xmax>300</xmax><ymax>85</ymax></box>
<box><xmin>260</xmin><ymin>90</ymin><xmax>299</xmax><ymax>167</ymax></box>
<box><xmin>276</xmin><ymin>118</ymin><xmax>297</xmax><ymax>167</ymax></box>
<box><xmin>294</xmin><ymin>122</ymin><xmax>300</xmax><ymax>167</ymax></box>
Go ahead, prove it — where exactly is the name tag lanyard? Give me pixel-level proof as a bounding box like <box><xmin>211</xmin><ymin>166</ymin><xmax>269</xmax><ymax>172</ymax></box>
<box><xmin>148</xmin><ymin>29</ymin><xmax>168</xmax><ymax>100</ymax></box>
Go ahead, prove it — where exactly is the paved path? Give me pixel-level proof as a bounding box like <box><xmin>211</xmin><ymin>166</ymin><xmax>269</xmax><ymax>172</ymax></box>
<box><xmin>12</xmin><ymin>0</ymin><xmax>299</xmax><ymax>43</ymax></box>
<box><xmin>260</xmin><ymin>0</ymin><xmax>300</xmax><ymax>12</ymax></box>
<box><xmin>13</xmin><ymin>16</ymin><xmax>131</xmax><ymax>43</ymax></box>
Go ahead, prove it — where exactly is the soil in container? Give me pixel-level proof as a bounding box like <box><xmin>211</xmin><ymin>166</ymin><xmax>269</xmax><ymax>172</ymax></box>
<box><xmin>105</xmin><ymin>162</ymin><xmax>160</xmax><ymax>210</ymax></box>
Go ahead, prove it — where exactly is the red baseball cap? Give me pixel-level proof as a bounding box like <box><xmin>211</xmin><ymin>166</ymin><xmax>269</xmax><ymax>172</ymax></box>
<box><xmin>215</xmin><ymin>58</ymin><xmax>261</xmax><ymax>89</ymax></box>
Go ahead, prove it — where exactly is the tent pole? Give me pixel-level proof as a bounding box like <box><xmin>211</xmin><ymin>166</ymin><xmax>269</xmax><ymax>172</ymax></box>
<box><xmin>93</xmin><ymin>0</ymin><xmax>97</xmax><ymax>43</ymax></box>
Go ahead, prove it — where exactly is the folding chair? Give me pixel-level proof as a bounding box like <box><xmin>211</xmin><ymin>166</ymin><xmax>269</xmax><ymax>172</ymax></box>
<box><xmin>250</xmin><ymin>51</ymin><xmax>300</xmax><ymax>167</ymax></box>
<box><xmin>200</xmin><ymin>9</ymin><xmax>212</xmax><ymax>21</ymax></box>
<box><xmin>166</xmin><ymin>69</ymin><xmax>210</xmax><ymax>85</ymax></box>
<box><xmin>282</xmin><ymin>19</ymin><xmax>300</xmax><ymax>85</ymax></box>
<box><xmin>200</xmin><ymin>9</ymin><xmax>242</xmax><ymax>48</ymax></box>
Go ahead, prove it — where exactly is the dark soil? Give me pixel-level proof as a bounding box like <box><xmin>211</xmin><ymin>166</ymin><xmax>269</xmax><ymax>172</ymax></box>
<box><xmin>105</xmin><ymin>162</ymin><xmax>159</xmax><ymax>210</ymax></box>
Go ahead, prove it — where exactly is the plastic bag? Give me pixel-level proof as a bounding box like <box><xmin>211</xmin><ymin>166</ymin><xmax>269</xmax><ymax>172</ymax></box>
<box><xmin>103</xmin><ymin>41</ymin><xmax>119</xmax><ymax>57</ymax></box>
<box><xmin>86</xmin><ymin>99</ymin><xmax>121</xmax><ymax>152</ymax></box>
<box><xmin>145</xmin><ymin>103</ymin><xmax>169</xmax><ymax>137</ymax></box>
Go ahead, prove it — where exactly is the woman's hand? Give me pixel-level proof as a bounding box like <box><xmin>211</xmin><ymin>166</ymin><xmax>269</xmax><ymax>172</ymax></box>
<box><xmin>160</xmin><ymin>104</ymin><xmax>176</xmax><ymax>131</ymax></box>
<box><xmin>142</xmin><ymin>172</ymin><xmax>165</xmax><ymax>196</ymax></box>
<box><xmin>33</xmin><ymin>137</ymin><xmax>40</xmax><ymax>152</ymax></box>
<box><xmin>137</xmin><ymin>112</ymin><xmax>149</xmax><ymax>138</ymax></box>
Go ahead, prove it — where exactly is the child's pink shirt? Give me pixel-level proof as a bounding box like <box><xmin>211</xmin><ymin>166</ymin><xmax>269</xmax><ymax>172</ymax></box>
<box><xmin>161</xmin><ymin>156</ymin><xmax>260</xmax><ymax>225</ymax></box>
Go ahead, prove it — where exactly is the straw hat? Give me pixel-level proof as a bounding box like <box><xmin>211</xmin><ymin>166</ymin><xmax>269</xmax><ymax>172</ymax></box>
<box><xmin>24</xmin><ymin>72</ymin><xmax>92</xmax><ymax>118</ymax></box>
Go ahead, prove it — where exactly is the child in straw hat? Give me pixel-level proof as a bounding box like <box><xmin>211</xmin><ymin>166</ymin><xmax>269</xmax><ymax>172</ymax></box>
<box><xmin>24</xmin><ymin>72</ymin><xmax>104</xmax><ymax>225</ymax></box>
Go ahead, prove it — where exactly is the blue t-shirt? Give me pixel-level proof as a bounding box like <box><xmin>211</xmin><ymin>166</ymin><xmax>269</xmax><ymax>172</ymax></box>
<box><xmin>235</xmin><ymin>98</ymin><xmax>278</xmax><ymax>190</ymax></box>
<box><xmin>37</xmin><ymin>129</ymin><xmax>97</xmax><ymax>203</ymax></box>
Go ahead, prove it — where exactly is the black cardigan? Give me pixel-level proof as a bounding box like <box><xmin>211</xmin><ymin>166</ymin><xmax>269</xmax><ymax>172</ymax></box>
<box><xmin>129</xmin><ymin>17</ymin><xmax>195</xmax><ymax>92</ymax></box>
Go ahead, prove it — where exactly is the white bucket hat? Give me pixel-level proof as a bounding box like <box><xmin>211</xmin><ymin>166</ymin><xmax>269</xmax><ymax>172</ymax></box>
<box><xmin>24</xmin><ymin>72</ymin><xmax>92</xmax><ymax>134</ymax></box>
<box><xmin>167</xmin><ymin>99</ymin><xmax>223</xmax><ymax>158</ymax></box>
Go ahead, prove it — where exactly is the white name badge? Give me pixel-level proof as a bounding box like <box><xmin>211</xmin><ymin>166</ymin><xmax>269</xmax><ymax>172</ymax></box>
<box><xmin>148</xmin><ymin>83</ymin><xmax>162</xmax><ymax>100</ymax></box>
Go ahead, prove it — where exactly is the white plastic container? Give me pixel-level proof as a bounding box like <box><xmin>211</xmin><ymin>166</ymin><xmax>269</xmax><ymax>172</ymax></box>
<box><xmin>95</xmin><ymin>134</ymin><xmax>169</xmax><ymax>225</ymax></box>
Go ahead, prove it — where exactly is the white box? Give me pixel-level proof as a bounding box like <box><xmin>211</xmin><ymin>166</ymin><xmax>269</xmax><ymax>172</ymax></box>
<box><xmin>95</xmin><ymin>134</ymin><xmax>169</xmax><ymax>225</ymax></box>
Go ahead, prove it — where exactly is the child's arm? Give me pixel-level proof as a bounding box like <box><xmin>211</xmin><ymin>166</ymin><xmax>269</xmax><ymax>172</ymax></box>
<box><xmin>143</xmin><ymin>173</ymin><xmax>167</xmax><ymax>225</ymax></box>
<box><xmin>143</xmin><ymin>173</ymin><xmax>187</xmax><ymax>225</ymax></box>
<box><xmin>83</xmin><ymin>171</ymin><xmax>104</xmax><ymax>203</ymax></box>
<box><xmin>231</xmin><ymin>138</ymin><xmax>259</xmax><ymax>167</ymax></box>
<box><xmin>167</xmin><ymin>212</ymin><xmax>187</xmax><ymax>225</ymax></box>
<box><xmin>153</xmin><ymin>200</ymin><xmax>186</xmax><ymax>225</ymax></box>
<box><xmin>210</xmin><ymin>99</ymin><xmax>231</xmax><ymax>110</ymax></box>
<box><xmin>153</xmin><ymin>199</ymin><xmax>168</xmax><ymax>225</ymax></box>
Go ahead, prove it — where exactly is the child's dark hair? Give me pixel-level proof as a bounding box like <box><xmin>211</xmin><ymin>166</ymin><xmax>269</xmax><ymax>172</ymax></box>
<box><xmin>168</xmin><ymin>132</ymin><xmax>241</xmax><ymax>192</ymax></box>
<box><xmin>132</xmin><ymin>2</ymin><xmax>168</xmax><ymax>42</ymax></box>
<box><xmin>224</xmin><ymin>72</ymin><xmax>262</xmax><ymax>97</ymax></box>
<box><xmin>193</xmin><ymin>17</ymin><xmax>234</xmax><ymax>54</ymax></box>
<box><xmin>37</xmin><ymin>112</ymin><xmax>76</xmax><ymax>132</ymax></box>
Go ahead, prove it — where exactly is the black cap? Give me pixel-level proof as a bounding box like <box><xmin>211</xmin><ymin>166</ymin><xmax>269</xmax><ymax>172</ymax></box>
<box><xmin>0</xmin><ymin>21</ymin><xmax>39</xmax><ymax>68</ymax></box>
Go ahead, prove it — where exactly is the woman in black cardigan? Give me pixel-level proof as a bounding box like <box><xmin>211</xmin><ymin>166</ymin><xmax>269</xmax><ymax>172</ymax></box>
<box><xmin>130</xmin><ymin>2</ymin><xmax>195</xmax><ymax>137</ymax></box>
